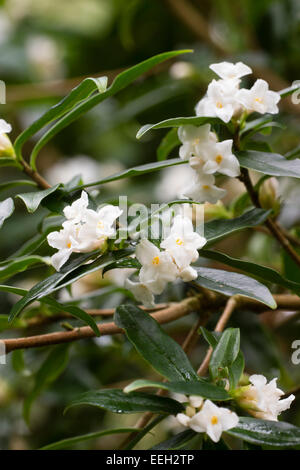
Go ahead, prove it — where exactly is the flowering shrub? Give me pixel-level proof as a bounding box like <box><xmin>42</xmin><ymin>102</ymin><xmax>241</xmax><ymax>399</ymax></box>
<box><xmin>1</xmin><ymin>51</ymin><xmax>300</xmax><ymax>450</ymax></box>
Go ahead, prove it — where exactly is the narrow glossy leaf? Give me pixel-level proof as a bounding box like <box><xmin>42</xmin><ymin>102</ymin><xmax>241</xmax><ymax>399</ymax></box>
<box><xmin>195</xmin><ymin>267</ymin><xmax>277</xmax><ymax>309</ymax></box>
<box><xmin>137</xmin><ymin>116</ymin><xmax>221</xmax><ymax>139</ymax></box>
<box><xmin>65</xmin><ymin>389</ymin><xmax>184</xmax><ymax>415</ymax></box>
<box><xmin>210</xmin><ymin>328</ymin><xmax>240</xmax><ymax>379</ymax></box>
<box><xmin>240</xmin><ymin>116</ymin><xmax>273</xmax><ymax>136</ymax></box>
<box><xmin>200</xmin><ymin>249</ymin><xmax>300</xmax><ymax>296</ymax></box>
<box><xmin>30</xmin><ymin>50</ymin><xmax>192</xmax><ymax>163</ymax></box>
<box><xmin>16</xmin><ymin>184</ymin><xmax>60</xmax><ymax>213</ymax></box>
<box><xmin>15</xmin><ymin>77</ymin><xmax>108</xmax><ymax>164</ymax></box>
<box><xmin>280</xmin><ymin>83</ymin><xmax>300</xmax><ymax>98</ymax></box>
<box><xmin>199</xmin><ymin>327</ymin><xmax>219</xmax><ymax>348</ymax></box>
<box><xmin>115</xmin><ymin>304</ymin><xmax>198</xmax><ymax>381</ymax></box>
<box><xmin>226</xmin><ymin>417</ymin><xmax>300</xmax><ymax>447</ymax></box>
<box><xmin>285</xmin><ymin>145</ymin><xmax>300</xmax><ymax>160</ymax></box>
<box><xmin>152</xmin><ymin>430</ymin><xmax>197</xmax><ymax>450</ymax></box>
<box><xmin>9</xmin><ymin>249</ymin><xmax>133</xmax><ymax>322</ymax></box>
<box><xmin>124</xmin><ymin>379</ymin><xmax>230</xmax><ymax>401</ymax></box>
<box><xmin>40</xmin><ymin>427</ymin><xmax>139</xmax><ymax>450</ymax></box>
<box><xmin>238</xmin><ymin>150</ymin><xmax>300</xmax><ymax>178</ymax></box>
<box><xmin>0</xmin><ymin>180</ymin><xmax>37</xmax><ymax>192</ymax></box>
<box><xmin>0</xmin><ymin>255</ymin><xmax>50</xmax><ymax>282</ymax></box>
<box><xmin>24</xmin><ymin>344</ymin><xmax>69</xmax><ymax>424</ymax></box>
<box><xmin>73</xmin><ymin>158</ymin><xmax>186</xmax><ymax>190</ymax></box>
<box><xmin>228</xmin><ymin>351</ymin><xmax>245</xmax><ymax>389</ymax></box>
<box><xmin>157</xmin><ymin>128</ymin><xmax>180</xmax><ymax>161</ymax></box>
<box><xmin>124</xmin><ymin>415</ymin><xmax>166</xmax><ymax>450</ymax></box>
<box><xmin>0</xmin><ymin>197</ymin><xmax>14</xmax><ymax>228</ymax></box>
<box><xmin>204</xmin><ymin>208</ymin><xmax>270</xmax><ymax>246</ymax></box>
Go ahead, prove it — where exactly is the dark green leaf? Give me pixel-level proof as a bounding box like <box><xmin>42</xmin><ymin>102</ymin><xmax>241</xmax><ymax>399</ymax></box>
<box><xmin>0</xmin><ymin>256</ymin><xmax>50</xmax><ymax>282</ymax></box>
<box><xmin>226</xmin><ymin>417</ymin><xmax>300</xmax><ymax>448</ymax></box>
<box><xmin>151</xmin><ymin>430</ymin><xmax>197</xmax><ymax>450</ymax></box>
<box><xmin>210</xmin><ymin>328</ymin><xmax>240</xmax><ymax>378</ymax></box>
<box><xmin>16</xmin><ymin>184</ymin><xmax>60</xmax><ymax>213</ymax></box>
<box><xmin>204</xmin><ymin>208</ymin><xmax>270</xmax><ymax>246</ymax></box>
<box><xmin>65</xmin><ymin>389</ymin><xmax>184</xmax><ymax>415</ymax></box>
<box><xmin>228</xmin><ymin>351</ymin><xmax>245</xmax><ymax>389</ymax></box>
<box><xmin>137</xmin><ymin>116</ymin><xmax>222</xmax><ymax>139</ymax></box>
<box><xmin>157</xmin><ymin>128</ymin><xmax>180</xmax><ymax>161</ymax></box>
<box><xmin>238</xmin><ymin>150</ymin><xmax>300</xmax><ymax>178</ymax></box>
<box><xmin>40</xmin><ymin>427</ymin><xmax>139</xmax><ymax>450</ymax></box>
<box><xmin>195</xmin><ymin>267</ymin><xmax>277</xmax><ymax>308</ymax></box>
<box><xmin>200</xmin><ymin>249</ymin><xmax>300</xmax><ymax>296</ymax></box>
<box><xmin>280</xmin><ymin>84</ymin><xmax>300</xmax><ymax>98</ymax></box>
<box><xmin>114</xmin><ymin>304</ymin><xmax>198</xmax><ymax>381</ymax></box>
<box><xmin>0</xmin><ymin>180</ymin><xmax>37</xmax><ymax>192</ymax></box>
<box><xmin>124</xmin><ymin>379</ymin><xmax>230</xmax><ymax>401</ymax></box>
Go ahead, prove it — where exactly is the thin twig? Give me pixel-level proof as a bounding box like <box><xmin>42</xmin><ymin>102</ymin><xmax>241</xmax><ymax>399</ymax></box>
<box><xmin>20</xmin><ymin>159</ymin><xmax>51</xmax><ymax>190</ymax></box>
<box><xmin>197</xmin><ymin>296</ymin><xmax>238</xmax><ymax>376</ymax></box>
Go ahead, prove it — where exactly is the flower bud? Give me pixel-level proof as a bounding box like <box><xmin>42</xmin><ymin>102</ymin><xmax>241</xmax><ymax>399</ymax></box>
<box><xmin>259</xmin><ymin>177</ymin><xmax>281</xmax><ymax>215</ymax></box>
<box><xmin>0</xmin><ymin>132</ymin><xmax>15</xmax><ymax>159</ymax></box>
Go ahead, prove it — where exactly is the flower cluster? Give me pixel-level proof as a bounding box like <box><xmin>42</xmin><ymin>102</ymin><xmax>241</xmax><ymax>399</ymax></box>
<box><xmin>235</xmin><ymin>374</ymin><xmax>295</xmax><ymax>421</ymax></box>
<box><xmin>47</xmin><ymin>191</ymin><xmax>122</xmax><ymax>271</ymax></box>
<box><xmin>177</xmin><ymin>61</ymin><xmax>281</xmax><ymax>204</ymax></box>
<box><xmin>176</xmin><ymin>395</ymin><xmax>239</xmax><ymax>443</ymax></box>
<box><xmin>125</xmin><ymin>214</ymin><xmax>206</xmax><ymax>307</ymax></box>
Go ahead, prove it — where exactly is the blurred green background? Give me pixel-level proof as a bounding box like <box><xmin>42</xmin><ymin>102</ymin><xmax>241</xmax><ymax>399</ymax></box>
<box><xmin>0</xmin><ymin>0</ymin><xmax>300</xmax><ymax>450</ymax></box>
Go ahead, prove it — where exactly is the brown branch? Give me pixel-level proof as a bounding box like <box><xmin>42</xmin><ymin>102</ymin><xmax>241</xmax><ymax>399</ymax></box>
<box><xmin>197</xmin><ymin>296</ymin><xmax>238</xmax><ymax>376</ymax></box>
<box><xmin>239</xmin><ymin>168</ymin><xmax>300</xmax><ymax>268</ymax></box>
<box><xmin>3</xmin><ymin>297</ymin><xmax>201</xmax><ymax>354</ymax></box>
<box><xmin>20</xmin><ymin>159</ymin><xmax>51</xmax><ymax>190</ymax></box>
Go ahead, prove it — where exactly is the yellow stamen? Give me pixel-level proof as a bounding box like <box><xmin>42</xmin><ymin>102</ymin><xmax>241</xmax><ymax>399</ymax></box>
<box><xmin>255</xmin><ymin>97</ymin><xmax>263</xmax><ymax>103</ymax></box>
<box><xmin>176</xmin><ymin>238</ymin><xmax>184</xmax><ymax>246</ymax></box>
<box><xmin>67</xmin><ymin>242</ymin><xmax>71</xmax><ymax>248</ymax></box>
<box><xmin>202</xmin><ymin>185</ymin><xmax>210</xmax><ymax>190</ymax></box>
<box><xmin>215</xmin><ymin>154</ymin><xmax>223</xmax><ymax>164</ymax></box>
<box><xmin>152</xmin><ymin>256</ymin><xmax>160</xmax><ymax>265</ymax></box>
<box><xmin>216</xmin><ymin>101</ymin><xmax>223</xmax><ymax>108</ymax></box>
<box><xmin>97</xmin><ymin>220</ymin><xmax>104</xmax><ymax>229</ymax></box>
<box><xmin>211</xmin><ymin>416</ymin><xmax>218</xmax><ymax>425</ymax></box>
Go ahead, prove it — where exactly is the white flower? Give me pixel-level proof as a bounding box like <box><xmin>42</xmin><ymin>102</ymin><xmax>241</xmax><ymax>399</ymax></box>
<box><xmin>196</xmin><ymin>79</ymin><xmax>240</xmax><ymax>123</ymax></box>
<box><xmin>238</xmin><ymin>375</ymin><xmax>295</xmax><ymax>421</ymax></box>
<box><xmin>177</xmin><ymin>399</ymin><xmax>239</xmax><ymax>443</ymax></box>
<box><xmin>78</xmin><ymin>204</ymin><xmax>122</xmax><ymax>251</ymax></box>
<box><xmin>178</xmin><ymin>124</ymin><xmax>217</xmax><ymax>160</ymax></box>
<box><xmin>236</xmin><ymin>79</ymin><xmax>281</xmax><ymax>114</ymax></box>
<box><xmin>190</xmin><ymin>139</ymin><xmax>240</xmax><ymax>177</ymax></box>
<box><xmin>161</xmin><ymin>215</ymin><xmax>206</xmax><ymax>274</ymax></box>
<box><xmin>47</xmin><ymin>221</ymin><xmax>82</xmax><ymax>271</ymax></box>
<box><xmin>210</xmin><ymin>61</ymin><xmax>252</xmax><ymax>80</ymax></box>
<box><xmin>63</xmin><ymin>191</ymin><xmax>89</xmax><ymax>223</ymax></box>
<box><xmin>182</xmin><ymin>173</ymin><xmax>226</xmax><ymax>204</ymax></box>
<box><xmin>124</xmin><ymin>278</ymin><xmax>155</xmax><ymax>308</ymax></box>
<box><xmin>135</xmin><ymin>239</ymin><xmax>178</xmax><ymax>294</ymax></box>
<box><xmin>0</xmin><ymin>119</ymin><xmax>12</xmax><ymax>135</ymax></box>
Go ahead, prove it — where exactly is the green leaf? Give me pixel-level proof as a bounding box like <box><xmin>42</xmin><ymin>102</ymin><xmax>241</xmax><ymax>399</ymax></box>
<box><xmin>0</xmin><ymin>255</ymin><xmax>50</xmax><ymax>282</ymax></box>
<box><xmin>285</xmin><ymin>145</ymin><xmax>300</xmax><ymax>160</ymax></box>
<box><xmin>40</xmin><ymin>427</ymin><xmax>140</xmax><ymax>450</ymax></box>
<box><xmin>204</xmin><ymin>208</ymin><xmax>270</xmax><ymax>246</ymax></box>
<box><xmin>238</xmin><ymin>150</ymin><xmax>300</xmax><ymax>178</ymax></box>
<box><xmin>200</xmin><ymin>249</ymin><xmax>300</xmax><ymax>296</ymax></box>
<box><xmin>124</xmin><ymin>379</ymin><xmax>230</xmax><ymax>401</ymax></box>
<box><xmin>137</xmin><ymin>116</ymin><xmax>222</xmax><ymax>139</ymax></box>
<box><xmin>199</xmin><ymin>327</ymin><xmax>219</xmax><ymax>348</ymax></box>
<box><xmin>0</xmin><ymin>197</ymin><xmax>14</xmax><ymax>228</ymax></box>
<box><xmin>157</xmin><ymin>128</ymin><xmax>180</xmax><ymax>161</ymax></box>
<box><xmin>228</xmin><ymin>351</ymin><xmax>245</xmax><ymax>389</ymax></box>
<box><xmin>9</xmin><ymin>249</ymin><xmax>133</xmax><ymax>322</ymax></box>
<box><xmin>151</xmin><ymin>430</ymin><xmax>197</xmax><ymax>450</ymax></box>
<box><xmin>24</xmin><ymin>344</ymin><xmax>69</xmax><ymax>424</ymax></box>
<box><xmin>11</xmin><ymin>350</ymin><xmax>26</xmax><ymax>373</ymax></box>
<box><xmin>65</xmin><ymin>389</ymin><xmax>184</xmax><ymax>415</ymax></box>
<box><xmin>195</xmin><ymin>267</ymin><xmax>277</xmax><ymax>308</ymax></box>
<box><xmin>279</xmin><ymin>83</ymin><xmax>300</xmax><ymax>98</ymax></box>
<box><xmin>114</xmin><ymin>304</ymin><xmax>198</xmax><ymax>382</ymax></box>
<box><xmin>124</xmin><ymin>415</ymin><xmax>166</xmax><ymax>450</ymax></box>
<box><xmin>16</xmin><ymin>184</ymin><xmax>60</xmax><ymax>213</ymax></box>
<box><xmin>15</xmin><ymin>77</ymin><xmax>108</xmax><ymax>166</ymax></box>
<box><xmin>29</xmin><ymin>50</ymin><xmax>192</xmax><ymax>164</ymax></box>
<box><xmin>226</xmin><ymin>417</ymin><xmax>300</xmax><ymax>448</ymax></box>
<box><xmin>0</xmin><ymin>180</ymin><xmax>37</xmax><ymax>192</ymax></box>
<box><xmin>210</xmin><ymin>328</ymin><xmax>240</xmax><ymax>379</ymax></box>
<box><xmin>72</xmin><ymin>158</ymin><xmax>186</xmax><ymax>190</ymax></box>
